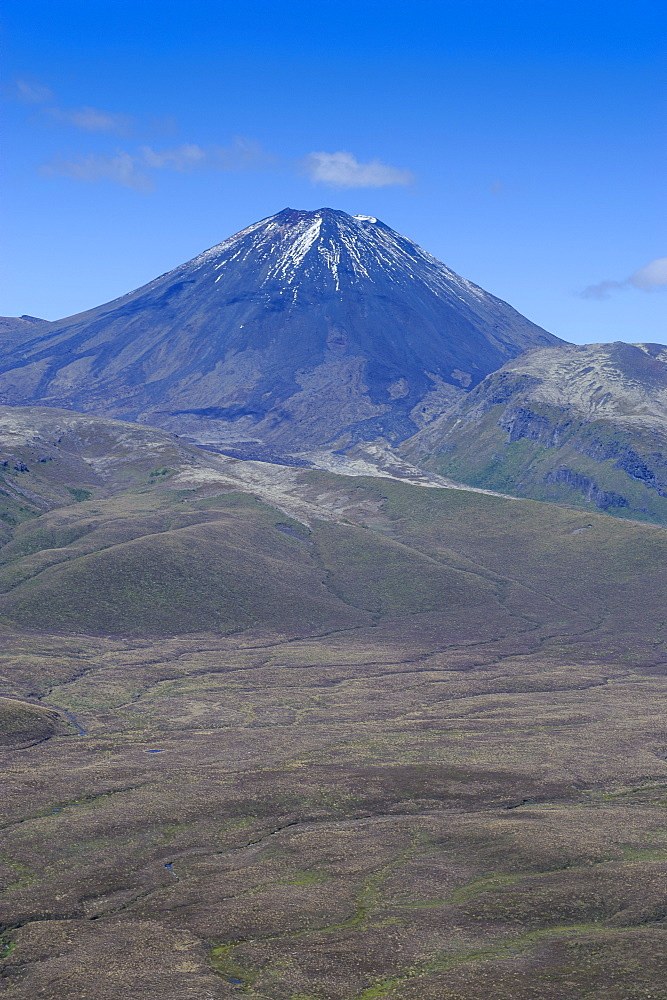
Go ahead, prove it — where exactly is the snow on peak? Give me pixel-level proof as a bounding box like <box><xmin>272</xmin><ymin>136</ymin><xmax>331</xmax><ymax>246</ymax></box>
<box><xmin>269</xmin><ymin>215</ymin><xmax>323</xmax><ymax>282</ymax></box>
<box><xmin>180</xmin><ymin>207</ymin><xmax>491</xmax><ymax>306</ymax></box>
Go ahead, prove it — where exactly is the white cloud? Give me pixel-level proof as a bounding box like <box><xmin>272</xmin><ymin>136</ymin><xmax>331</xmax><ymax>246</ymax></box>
<box><xmin>629</xmin><ymin>257</ymin><xmax>667</xmax><ymax>290</ymax></box>
<box><xmin>46</xmin><ymin>105</ymin><xmax>132</xmax><ymax>134</ymax></box>
<box><xmin>141</xmin><ymin>144</ymin><xmax>207</xmax><ymax>170</ymax></box>
<box><xmin>582</xmin><ymin>257</ymin><xmax>667</xmax><ymax>299</ymax></box>
<box><xmin>40</xmin><ymin>152</ymin><xmax>152</xmax><ymax>192</ymax></box>
<box><xmin>14</xmin><ymin>78</ymin><xmax>54</xmax><ymax>103</ymax></box>
<box><xmin>302</xmin><ymin>151</ymin><xmax>414</xmax><ymax>188</ymax></box>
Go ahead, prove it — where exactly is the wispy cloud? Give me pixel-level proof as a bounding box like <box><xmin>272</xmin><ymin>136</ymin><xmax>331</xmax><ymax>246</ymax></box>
<box><xmin>40</xmin><ymin>152</ymin><xmax>152</xmax><ymax>192</ymax></box>
<box><xmin>139</xmin><ymin>137</ymin><xmax>272</xmax><ymax>172</ymax></box>
<box><xmin>11</xmin><ymin>77</ymin><xmax>131</xmax><ymax>134</ymax></box>
<box><xmin>582</xmin><ymin>257</ymin><xmax>667</xmax><ymax>299</ymax></box>
<box><xmin>211</xmin><ymin>136</ymin><xmax>275</xmax><ymax>170</ymax></box>
<box><xmin>40</xmin><ymin>138</ymin><xmax>273</xmax><ymax>192</ymax></box>
<box><xmin>581</xmin><ymin>280</ymin><xmax>624</xmax><ymax>300</ymax></box>
<box><xmin>13</xmin><ymin>77</ymin><xmax>54</xmax><ymax>104</ymax></box>
<box><xmin>21</xmin><ymin>79</ymin><xmax>408</xmax><ymax>195</ymax></box>
<box><xmin>302</xmin><ymin>151</ymin><xmax>414</xmax><ymax>188</ymax></box>
<box><xmin>141</xmin><ymin>144</ymin><xmax>207</xmax><ymax>170</ymax></box>
<box><xmin>45</xmin><ymin>105</ymin><xmax>133</xmax><ymax>134</ymax></box>
<box><xmin>18</xmin><ymin>78</ymin><xmax>413</xmax><ymax>196</ymax></box>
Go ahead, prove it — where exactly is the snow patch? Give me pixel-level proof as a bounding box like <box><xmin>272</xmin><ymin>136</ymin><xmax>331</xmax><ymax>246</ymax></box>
<box><xmin>267</xmin><ymin>216</ymin><xmax>323</xmax><ymax>284</ymax></box>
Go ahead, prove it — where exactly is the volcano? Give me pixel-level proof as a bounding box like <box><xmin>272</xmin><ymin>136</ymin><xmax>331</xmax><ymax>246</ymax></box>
<box><xmin>0</xmin><ymin>208</ymin><xmax>563</xmax><ymax>453</ymax></box>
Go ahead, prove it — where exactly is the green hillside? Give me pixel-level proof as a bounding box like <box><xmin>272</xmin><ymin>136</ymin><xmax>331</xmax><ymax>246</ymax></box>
<box><xmin>404</xmin><ymin>342</ymin><xmax>667</xmax><ymax>524</ymax></box>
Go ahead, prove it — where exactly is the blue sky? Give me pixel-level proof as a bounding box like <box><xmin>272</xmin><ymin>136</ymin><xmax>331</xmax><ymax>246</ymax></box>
<box><xmin>2</xmin><ymin>0</ymin><xmax>665</xmax><ymax>345</ymax></box>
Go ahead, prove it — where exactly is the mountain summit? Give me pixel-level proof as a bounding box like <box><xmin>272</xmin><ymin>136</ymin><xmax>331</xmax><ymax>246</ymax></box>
<box><xmin>0</xmin><ymin>208</ymin><xmax>563</xmax><ymax>452</ymax></box>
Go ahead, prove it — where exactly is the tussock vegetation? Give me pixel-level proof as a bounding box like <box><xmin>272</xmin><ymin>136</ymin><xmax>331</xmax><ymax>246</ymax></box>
<box><xmin>2</xmin><ymin>433</ymin><xmax>667</xmax><ymax>998</ymax></box>
<box><xmin>0</xmin><ymin>697</ymin><xmax>66</xmax><ymax>748</ymax></box>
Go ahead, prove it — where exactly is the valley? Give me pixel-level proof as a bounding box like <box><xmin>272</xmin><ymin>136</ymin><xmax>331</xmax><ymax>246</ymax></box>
<box><xmin>1</xmin><ymin>414</ymin><xmax>667</xmax><ymax>998</ymax></box>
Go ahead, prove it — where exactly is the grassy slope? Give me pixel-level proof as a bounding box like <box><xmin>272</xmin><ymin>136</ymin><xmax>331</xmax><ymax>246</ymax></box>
<box><xmin>2</xmin><ymin>471</ymin><xmax>666</xmax><ymax>639</ymax></box>
<box><xmin>0</xmin><ymin>405</ymin><xmax>195</xmax><ymax>532</ymax></box>
<box><xmin>404</xmin><ymin>400</ymin><xmax>667</xmax><ymax>524</ymax></box>
<box><xmin>305</xmin><ymin>472</ymin><xmax>667</xmax><ymax>633</ymax></box>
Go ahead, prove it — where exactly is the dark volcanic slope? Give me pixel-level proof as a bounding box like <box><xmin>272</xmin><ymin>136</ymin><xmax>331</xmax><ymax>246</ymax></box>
<box><xmin>0</xmin><ymin>208</ymin><xmax>561</xmax><ymax>451</ymax></box>
<box><xmin>0</xmin><ymin>315</ymin><xmax>50</xmax><ymax>353</ymax></box>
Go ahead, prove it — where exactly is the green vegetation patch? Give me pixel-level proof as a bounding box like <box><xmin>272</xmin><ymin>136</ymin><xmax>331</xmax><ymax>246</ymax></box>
<box><xmin>67</xmin><ymin>487</ymin><xmax>93</xmax><ymax>503</ymax></box>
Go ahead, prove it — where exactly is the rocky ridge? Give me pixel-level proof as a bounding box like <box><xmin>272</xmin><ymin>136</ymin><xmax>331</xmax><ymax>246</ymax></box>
<box><xmin>404</xmin><ymin>341</ymin><xmax>667</xmax><ymax>521</ymax></box>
